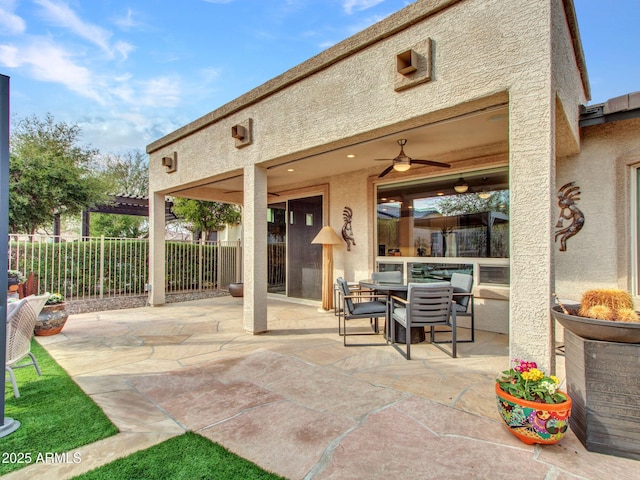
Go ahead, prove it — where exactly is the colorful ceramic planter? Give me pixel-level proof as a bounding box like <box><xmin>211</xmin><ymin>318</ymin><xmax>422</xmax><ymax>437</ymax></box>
<box><xmin>495</xmin><ymin>383</ymin><xmax>572</xmax><ymax>445</ymax></box>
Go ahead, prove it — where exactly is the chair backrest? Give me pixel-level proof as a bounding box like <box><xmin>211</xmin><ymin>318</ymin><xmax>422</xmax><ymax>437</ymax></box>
<box><xmin>371</xmin><ymin>270</ymin><xmax>403</xmax><ymax>284</ymax></box>
<box><xmin>336</xmin><ymin>277</ymin><xmax>355</xmax><ymax>314</ymax></box>
<box><xmin>450</xmin><ymin>273</ymin><xmax>473</xmax><ymax>310</ymax></box>
<box><xmin>406</xmin><ymin>282</ymin><xmax>453</xmax><ymax>326</ymax></box>
<box><xmin>6</xmin><ymin>294</ymin><xmax>49</xmax><ymax>366</ymax></box>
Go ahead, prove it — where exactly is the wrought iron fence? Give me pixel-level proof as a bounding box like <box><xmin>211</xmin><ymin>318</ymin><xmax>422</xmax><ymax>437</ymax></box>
<box><xmin>7</xmin><ymin>235</ymin><xmax>242</xmax><ymax>301</ymax></box>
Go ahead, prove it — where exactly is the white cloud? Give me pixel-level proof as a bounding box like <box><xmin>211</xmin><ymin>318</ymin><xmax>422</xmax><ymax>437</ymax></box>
<box><xmin>113</xmin><ymin>8</ymin><xmax>140</xmax><ymax>30</ymax></box>
<box><xmin>0</xmin><ymin>44</ymin><xmax>20</xmax><ymax>67</ymax></box>
<box><xmin>34</xmin><ymin>0</ymin><xmax>117</xmax><ymax>57</ymax></box>
<box><xmin>0</xmin><ymin>38</ymin><xmax>104</xmax><ymax>103</ymax></box>
<box><xmin>343</xmin><ymin>0</ymin><xmax>384</xmax><ymax>15</ymax></box>
<box><xmin>138</xmin><ymin>76</ymin><xmax>182</xmax><ymax>107</ymax></box>
<box><xmin>114</xmin><ymin>40</ymin><xmax>135</xmax><ymax>61</ymax></box>
<box><xmin>0</xmin><ymin>0</ymin><xmax>26</xmax><ymax>35</ymax></box>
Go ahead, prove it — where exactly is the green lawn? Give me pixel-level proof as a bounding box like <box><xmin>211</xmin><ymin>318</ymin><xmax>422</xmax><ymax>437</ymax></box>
<box><xmin>1</xmin><ymin>340</ymin><xmax>119</xmax><ymax>475</ymax></box>
<box><xmin>74</xmin><ymin>432</ymin><xmax>285</xmax><ymax>480</ymax></box>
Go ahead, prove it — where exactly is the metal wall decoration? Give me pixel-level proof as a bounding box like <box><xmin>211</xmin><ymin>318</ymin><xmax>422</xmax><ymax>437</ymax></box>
<box><xmin>342</xmin><ymin>206</ymin><xmax>356</xmax><ymax>251</ymax></box>
<box><xmin>555</xmin><ymin>182</ymin><xmax>585</xmax><ymax>252</ymax></box>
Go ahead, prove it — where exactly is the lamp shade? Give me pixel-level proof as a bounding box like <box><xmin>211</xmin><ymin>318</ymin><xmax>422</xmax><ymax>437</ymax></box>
<box><xmin>454</xmin><ymin>177</ymin><xmax>469</xmax><ymax>193</ymax></box>
<box><xmin>311</xmin><ymin>226</ymin><xmax>342</xmax><ymax>245</ymax></box>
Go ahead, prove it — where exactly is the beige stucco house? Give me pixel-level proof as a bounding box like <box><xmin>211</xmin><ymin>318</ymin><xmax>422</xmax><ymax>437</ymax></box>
<box><xmin>146</xmin><ymin>0</ymin><xmax>640</xmax><ymax>372</ymax></box>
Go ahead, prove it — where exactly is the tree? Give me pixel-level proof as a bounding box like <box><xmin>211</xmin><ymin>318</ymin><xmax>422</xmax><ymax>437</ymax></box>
<box><xmin>9</xmin><ymin>114</ymin><xmax>108</xmax><ymax>234</ymax></box>
<box><xmin>171</xmin><ymin>198</ymin><xmax>241</xmax><ymax>240</ymax></box>
<box><xmin>90</xmin><ymin>213</ymin><xmax>148</xmax><ymax>238</ymax></box>
<box><xmin>435</xmin><ymin>190</ymin><xmax>509</xmax><ymax>216</ymax></box>
<box><xmin>90</xmin><ymin>150</ymin><xmax>149</xmax><ymax>238</ymax></box>
<box><xmin>99</xmin><ymin>149</ymin><xmax>149</xmax><ymax>196</ymax></box>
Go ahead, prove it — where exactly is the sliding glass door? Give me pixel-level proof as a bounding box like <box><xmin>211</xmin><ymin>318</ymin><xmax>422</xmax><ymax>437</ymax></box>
<box><xmin>267</xmin><ymin>195</ymin><xmax>323</xmax><ymax>300</ymax></box>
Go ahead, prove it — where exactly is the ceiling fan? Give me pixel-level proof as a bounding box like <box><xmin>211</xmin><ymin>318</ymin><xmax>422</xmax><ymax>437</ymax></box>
<box><xmin>376</xmin><ymin>139</ymin><xmax>451</xmax><ymax>178</ymax></box>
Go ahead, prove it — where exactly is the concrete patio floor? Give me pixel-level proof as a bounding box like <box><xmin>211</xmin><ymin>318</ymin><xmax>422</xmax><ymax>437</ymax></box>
<box><xmin>7</xmin><ymin>295</ymin><xmax>638</xmax><ymax>479</ymax></box>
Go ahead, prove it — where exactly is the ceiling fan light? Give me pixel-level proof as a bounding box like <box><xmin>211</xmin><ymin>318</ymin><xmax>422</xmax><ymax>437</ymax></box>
<box><xmin>454</xmin><ymin>178</ymin><xmax>469</xmax><ymax>193</ymax></box>
<box><xmin>393</xmin><ymin>160</ymin><xmax>411</xmax><ymax>172</ymax></box>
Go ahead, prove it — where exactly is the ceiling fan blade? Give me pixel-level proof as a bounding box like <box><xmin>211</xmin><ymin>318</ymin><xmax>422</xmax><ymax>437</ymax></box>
<box><xmin>378</xmin><ymin>165</ymin><xmax>394</xmax><ymax>178</ymax></box>
<box><xmin>411</xmin><ymin>159</ymin><xmax>451</xmax><ymax>168</ymax></box>
<box><xmin>373</xmin><ymin>158</ymin><xmax>393</xmax><ymax>161</ymax></box>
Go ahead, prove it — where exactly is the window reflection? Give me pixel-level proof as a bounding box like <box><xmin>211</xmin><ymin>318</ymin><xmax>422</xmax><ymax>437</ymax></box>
<box><xmin>377</xmin><ymin>170</ymin><xmax>509</xmax><ymax>258</ymax></box>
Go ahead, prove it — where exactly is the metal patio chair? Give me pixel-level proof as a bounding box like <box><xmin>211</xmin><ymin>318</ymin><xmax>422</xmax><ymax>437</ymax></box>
<box><xmin>336</xmin><ymin>277</ymin><xmax>388</xmax><ymax>346</ymax></box>
<box><xmin>433</xmin><ymin>272</ymin><xmax>475</xmax><ymax>344</ymax></box>
<box><xmin>390</xmin><ymin>283</ymin><xmax>456</xmax><ymax>359</ymax></box>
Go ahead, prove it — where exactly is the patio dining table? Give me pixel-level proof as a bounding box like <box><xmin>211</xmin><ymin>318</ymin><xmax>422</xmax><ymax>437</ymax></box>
<box><xmin>359</xmin><ymin>280</ymin><xmax>426</xmax><ymax>344</ymax></box>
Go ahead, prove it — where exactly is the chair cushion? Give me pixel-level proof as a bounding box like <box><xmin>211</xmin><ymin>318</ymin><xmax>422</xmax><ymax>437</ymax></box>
<box><xmin>350</xmin><ymin>301</ymin><xmax>386</xmax><ymax>316</ymax></box>
<box><xmin>336</xmin><ymin>277</ymin><xmax>355</xmax><ymax>312</ymax></box>
<box><xmin>392</xmin><ymin>306</ymin><xmax>407</xmax><ymax>325</ymax></box>
<box><xmin>451</xmin><ymin>273</ymin><xmax>472</xmax><ymax>309</ymax></box>
<box><xmin>452</xmin><ymin>301</ymin><xmax>469</xmax><ymax>313</ymax></box>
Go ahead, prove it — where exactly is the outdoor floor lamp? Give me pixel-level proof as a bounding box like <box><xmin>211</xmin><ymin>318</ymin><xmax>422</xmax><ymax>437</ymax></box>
<box><xmin>311</xmin><ymin>226</ymin><xmax>343</xmax><ymax>311</ymax></box>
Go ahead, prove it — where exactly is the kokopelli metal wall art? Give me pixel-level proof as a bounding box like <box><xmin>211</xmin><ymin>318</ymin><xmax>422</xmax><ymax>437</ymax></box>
<box><xmin>555</xmin><ymin>182</ymin><xmax>585</xmax><ymax>252</ymax></box>
<box><xmin>342</xmin><ymin>206</ymin><xmax>356</xmax><ymax>251</ymax></box>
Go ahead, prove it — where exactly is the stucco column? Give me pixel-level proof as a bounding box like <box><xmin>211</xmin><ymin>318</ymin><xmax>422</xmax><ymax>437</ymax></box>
<box><xmin>243</xmin><ymin>165</ymin><xmax>268</xmax><ymax>333</ymax></box>
<box><xmin>508</xmin><ymin>90</ymin><xmax>556</xmax><ymax>373</ymax></box>
<box><xmin>149</xmin><ymin>192</ymin><xmax>166</xmax><ymax>306</ymax></box>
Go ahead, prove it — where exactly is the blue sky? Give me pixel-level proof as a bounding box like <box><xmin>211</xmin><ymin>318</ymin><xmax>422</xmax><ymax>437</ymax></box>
<box><xmin>0</xmin><ymin>0</ymin><xmax>638</xmax><ymax>154</ymax></box>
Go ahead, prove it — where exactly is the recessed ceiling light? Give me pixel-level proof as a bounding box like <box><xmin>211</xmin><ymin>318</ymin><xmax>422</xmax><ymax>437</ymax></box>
<box><xmin>287</xmin><ymin>168</ymin><xmax>294</xmax><ymax>172</ymax></box>
<box><xmin>346</xmin><ymin>154</ymin><xmax>355</xmax><ymax>158</ymax></box>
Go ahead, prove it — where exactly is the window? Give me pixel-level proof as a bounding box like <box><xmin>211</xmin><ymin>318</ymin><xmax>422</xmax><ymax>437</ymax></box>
<box><xmin>377</xmin><ymin>169</ymin><xmax>509</xmax><ymax>259</ymax></box>
<box><xmin>634</xmin><ymin>167</ymin><xmax>640</xmax><ymax>294</ymax></box>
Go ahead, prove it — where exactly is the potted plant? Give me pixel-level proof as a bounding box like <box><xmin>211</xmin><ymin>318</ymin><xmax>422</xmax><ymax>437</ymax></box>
<box><xmin>7</xmin><ymin>270</ymin><xmax>25</xmax><ymax>287</ymax></box>
<box><xmin>7</xmin><ymin>270</ymin><xmax>24</xmax><ymax>300</ymax></box>
<box><xmin>495</xmin><ymin>359</ymin><xmax>572</xmax><ymax>445</ymax></box>
<box><xmin>551</xmin><ymin>289</ymin><xmax>640</xmax><ymax>460</ymax></box>
<box><xmin>34</xmin><ymin>292</ymin><xmax>69</xmax><ymax>336</ymax></box>
<box><xmin>552</xmin><ymin>290</ymin><xmax>640</xmax><ymax>343</ymax></box>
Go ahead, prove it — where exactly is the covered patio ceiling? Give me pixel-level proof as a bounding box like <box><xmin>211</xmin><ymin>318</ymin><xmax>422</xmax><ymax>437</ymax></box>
<box><xmin>168</xmin><ymin>103</ymin><xmax>510</xmax><ymax>204</ymax></box>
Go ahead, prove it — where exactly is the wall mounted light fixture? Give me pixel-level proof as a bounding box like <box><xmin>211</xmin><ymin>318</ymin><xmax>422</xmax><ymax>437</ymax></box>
<box><xmin>231</xmin><ymin>118</ymin><xmax>253</xmax><ymax>148</ymax></box>
<box><xmin>161</xmin><ymin>152</ymin><xmax>177</xmax><ymax>173</ymax></box>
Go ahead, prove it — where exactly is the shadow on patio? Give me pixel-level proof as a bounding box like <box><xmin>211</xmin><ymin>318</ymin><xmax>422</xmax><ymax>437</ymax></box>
<box><xmin>18</xmin><ymin>296</ymin><xmax>638</xmax><ymax>480</ymax></box>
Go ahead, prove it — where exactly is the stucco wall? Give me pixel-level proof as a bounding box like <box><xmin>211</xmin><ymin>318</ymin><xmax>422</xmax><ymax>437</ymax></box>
<box><xmin>147</xmin><ymin>0</ymin><xmax>587</xmax><ymax>369</ymax></box>
<box><xmin>556</xmin><ymin>118</ymin><xmax>640</xmax><ymax>303</ymax></box>
<box><xmin>149</xmin><ymin>0</ymin><xmax>562</xmax><ymax>193</ymax></box>
<box><xmin>329</xmin><ymin>171</ymin><xmax>372</xmax><ymax>284</ymax></box>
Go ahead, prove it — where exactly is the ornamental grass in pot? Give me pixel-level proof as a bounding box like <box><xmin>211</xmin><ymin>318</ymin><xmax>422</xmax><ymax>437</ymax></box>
<box><xmin>495</xmin><ymin>359</ymin><xmax>571</xmax><ymax>445</ymax></box>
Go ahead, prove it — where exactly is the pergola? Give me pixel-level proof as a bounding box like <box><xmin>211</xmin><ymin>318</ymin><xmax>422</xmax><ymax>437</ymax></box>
<box><xmin>52</xmin><ymin>195</ymin><xmax>176</xmax><ymax>237</ymax></box>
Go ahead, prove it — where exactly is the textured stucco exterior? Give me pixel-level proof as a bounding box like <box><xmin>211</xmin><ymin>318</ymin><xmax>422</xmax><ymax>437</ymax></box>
<box><xmin>147</xmin><ymin>0</ymin><xmax>590</xmax><ymax>371</ymax></box>
<box><xmin>556</xmin><ymin>117</ymin><xmax>640</xmax><ymax>302</ymax></box>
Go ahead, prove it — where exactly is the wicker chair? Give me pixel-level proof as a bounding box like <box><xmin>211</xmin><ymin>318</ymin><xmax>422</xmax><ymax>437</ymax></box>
<box><xmin>5</xmin><ymin>294</ymin><xmax>49</xmax><ymax>398</ymax></box>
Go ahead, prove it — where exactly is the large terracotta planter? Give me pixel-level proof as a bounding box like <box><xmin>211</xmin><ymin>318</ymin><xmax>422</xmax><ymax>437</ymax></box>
<box><xmin>228</xmin><ymin>282</ymin><xmax>243</xmax><ymax>297</ymax></box>
<box><xmin>495</xmin><ymin>383</ymin><xmax>572</xmax><ymax>445</ymax></box>
<box><xmin>35</xmin><ymin>303</ymin><xmax>69</xmax><ymax>336</ymax></box>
